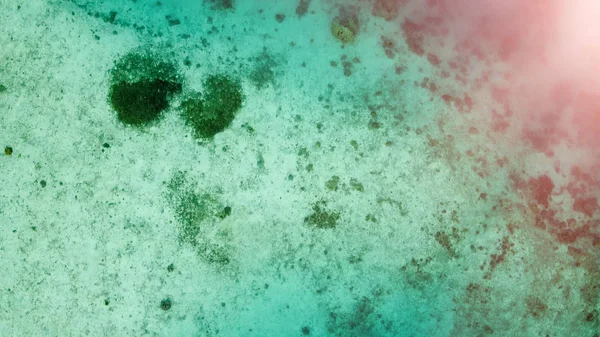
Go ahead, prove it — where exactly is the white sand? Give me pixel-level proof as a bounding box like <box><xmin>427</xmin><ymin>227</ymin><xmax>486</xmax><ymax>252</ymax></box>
<box><xmin>0</xmin><ymin>1</ymin><xmax>594</xmax><ymax>336</ymax></box>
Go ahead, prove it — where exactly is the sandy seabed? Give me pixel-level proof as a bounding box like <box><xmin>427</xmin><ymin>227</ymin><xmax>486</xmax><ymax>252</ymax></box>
<box><xmin>0</xmin><ymin>0</ymin><xmax>599</xmax><ymax>336</ymax></box>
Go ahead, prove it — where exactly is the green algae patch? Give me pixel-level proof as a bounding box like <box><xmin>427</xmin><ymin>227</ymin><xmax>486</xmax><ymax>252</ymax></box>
<box><xmin>180</xmin><ymin>74</ymin><xmax>243</xmax><ymax>139</ymax></box>
<box><xmin>109</xmin><ymin>79</ymin><xmax>181</xmax><ymax>126</ymax></box>
<box><xmin>324</xmin><ymin>176</ymin><xmax>364</xmax><ymax>193</ymax></box>
<box><xmin>164</xmin><ymin>171</ymin><xmax>235</xmax><ymax>269</ymax></box>
<box><xmin>304</xmin><ymin>200</ymin><xmax>340</xmax><ymax>229</ymax></box>
<box><xmin>349</xmin><ymin>178</ymin><xmax>364</xmax><ymax>192</ymax></box>
<box><xmin>325</xmin><ymin>175</ymin><xmax>340</xmax><ymax>191</ymax></box>
<box><xmin>198</xmin><ymin>242</ymin><xmax>231</xmax><ymax>266</ymax></box>
<box><xmin>166</xmin><ymin>176</ymin><xmax>221</xmax><ymax>245</ymax></box>
<box><xmin>108</xmin><ymin>51</ymin><xmax>182</xmax><ymax>127</ymax></box>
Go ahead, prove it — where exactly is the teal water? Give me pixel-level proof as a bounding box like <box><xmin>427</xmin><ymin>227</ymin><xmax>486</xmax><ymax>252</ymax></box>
<box><xmin>0</xmin><ymin>1</ymin><xmax>598</xmax><ymax>336</ymax></box>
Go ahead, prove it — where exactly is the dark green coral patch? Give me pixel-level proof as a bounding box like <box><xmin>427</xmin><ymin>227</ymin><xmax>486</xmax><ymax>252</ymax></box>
<box><xmin>181</xmin><ymin>74</ymin><xmax>243</xmax><ymax>139</ymax></box>
<box><xmin>110</xmin><ymin>52</ymin><xmax>181</xmax><ymax>84</ymax></box>
<box><xmin>305</xmin><ymin>200</ymin><xmax>340</xmax><ymax>229</ymax></box>
<box><xmin>108</xmin><ymin>50</ymin><xmax>182</xmax><ymax>126</ymax></box>
<box><xmin>109</xmin><ymin>79</ymin><xmax>181</xmax><ymax>126</ymax></box>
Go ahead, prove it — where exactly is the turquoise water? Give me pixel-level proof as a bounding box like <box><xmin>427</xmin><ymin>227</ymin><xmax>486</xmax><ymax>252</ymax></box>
<box><xmin>1</xmin><ymin>0</ymin><xmax>599</xmax><ymax>336</ymax></box>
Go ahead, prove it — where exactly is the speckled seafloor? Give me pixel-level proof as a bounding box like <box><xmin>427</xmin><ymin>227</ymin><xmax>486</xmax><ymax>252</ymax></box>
<box><xmin>0</xmin><ymin>0</ymin><xmax>599</xmax><ymax>336</ymax></box>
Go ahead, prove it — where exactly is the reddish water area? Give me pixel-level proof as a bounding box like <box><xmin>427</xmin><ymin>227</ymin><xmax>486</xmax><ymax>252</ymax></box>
<box><xmin>382</xmin><ymin>1</ymin><xmax>600</xmax><ymax>331</ymax></box>
<box><xmin>370</xmin><ymin>0</ymin><xmax>600</xmax><ymax>247</ymax></box>
<box><xmin>365</xmin><ymin>1</ymin><xmax>600</xmax><ymax>323</ymax></box>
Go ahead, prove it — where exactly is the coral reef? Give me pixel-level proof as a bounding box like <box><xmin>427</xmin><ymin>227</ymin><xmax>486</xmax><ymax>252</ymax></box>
<box><xmin>330</xmin><ymin>6</ymin><xmax>359</xmax><ymax>43</ymax></box>
<box><xmin>108</xmin><ymin>51</ymin><xmax>182</xmax><ymax>126</ymax></box>
<box><xmin>180</xmin><ymin>74</ymin><xmax>243</xmax><ymax>139</ymax></box>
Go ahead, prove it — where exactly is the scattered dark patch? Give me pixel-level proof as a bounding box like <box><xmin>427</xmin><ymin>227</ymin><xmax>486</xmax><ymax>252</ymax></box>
<box><xmin>110</xmin><ymin>51</ymin><xmax>181</xmax><ymax>85</ymax></box>
<box><xmin>325</xmin><ymin>175</ymin><xmax>340</xmax><ymax>191</ymax></box>
<box><xmin>585</xmin><ymin>309</ymin><xmax>598</xmax><ymax>322</ymax></box>
<box><xmin>368</xmin><ymin>121</ymin><xmax>380</xmax><ymax>130</ymax></box>
<box><xmin>165</xmin><ymin>15</ymin><xmax>181</xmax><ymax>26</ymax></box>
<box><xmin>172</xmin><ymin>189</ymin><xmax>214</xmax><ymax>244</ymax></box>
<box><xmin>165</xmin><ymin>171</ymin><xmax>222</xmax><ymax>245</ymax></box>
<box><xmin>483</xmin><ymin>235</ymin><xmax>514</xmax><ymax>279</ymax></box>
<box><xmin>342</xmin><ymin>61</ymin><xmax>353</xmax><ymax>77</ymax></box>
<box><xmin>248</xmin><ymin>50</ymin><xmax>279</xmax><ymax>89</ymax></box>
<box><xmin>579</xmin><ymin>279</ymin><xmax>600</xmax><ymax>307</ymax></box>
<box><xmin>305</xmin><ymin>200</ymin><xmax>340</xmax><ymax>229</ymax></box>
<box><xmin>432</xmin><ymin>206</ymin><xmax>466</xmax><ymax>258</ymax></box>
<box><xmin>381</xmin><ymin>35</ymin><xmax>397</xmax><ymax>59</ymax></box>
<box><xmin>400</xmin><ymin>257</ymin><xmax>434</xmax><ymax>290</ymax></box>
<box><xmin>327</xmin><ymin>296</ymin><xmax>390</xmax><ymax>337</ymax></box>
<box><xmin>241</xmin><ymin>122</ymin><xmax>255</xmax><ymax>134</ymax></box>
<box><xmin>198</xmin><ymin>242</ymin><xmax>231</xmax><ymax>266</ymax></box>
<box><xmin>275</xmin><ymin>13</ymin><xmax>285</xmax><ymax>23</ymax></box>
<box><xmin>4</xmin><ymin>146</ymin><xmax>13</xmax><ymax>155</ymax></box>
<box><xmin>107</xmin><ymin>10</ymin><xmax>117</xmax><ymax>24</ymax></box>
<box><xmin>256</xmin><ymin>152</ymin><xmax>265</xmax><ymax>170</ymax></box>
<box><xmin>525</xmin><ymin>296</ymin><xmax>548</xmax><ymax>318</ymax></box>
<box><xmin>452</xmin><ymin>282</ymin><xmax>498</xmax><ymax>336</ymax></box>
<box><xmin>217</xmin><ymin>206</ymin><xmax>232</xmax><ymax>219</ymax></box>
<box><xmin>434</xmin><ymin>230</ymin><xmax>458</xmax><ymax>258</ymax></box>
<box><xmin>200</xmin><ymin>37</ymin><xmax>210</xmax><ymax>48</ymax></box>
<box><xmin>323</xmin><ymin>176</ymin><xmax>364</xmax><ymax>193</ymax></box>
<box><xmin>376</xmin><ymin>197</ymin><xmax>408</xmax><ymax>216</ymax></box>
<box><xmin>297</xmin><ymin>147</ymin><xmax>309</xmax><ymax>158</ymax></box>
<box><xmin>0</xmin><ymin>84</ymin><xmax>6</xmax><ymax>92</ymax></box>
<box><xmin>296</xmin><ymin>0</ymin><xmax>311</xmax><ymax>17</ymax></box>
<box><xmin>372</xmin><ymin>0</ymin><xmax>402</xmax><ymax>21</ymax></box>
<box><xmin>164</xmin><ymin>172</ymin><xmax>234</xmax><ymax>270</ymax></box>
<box><xmin>204</xmin><ymin>0</ymin><xmax>234</xmax><ymax>10</ymax></box>
<box><xmin>349</xmin><ymin>178</ymin><xmax>364</xmax><ymax>192</ymax></box>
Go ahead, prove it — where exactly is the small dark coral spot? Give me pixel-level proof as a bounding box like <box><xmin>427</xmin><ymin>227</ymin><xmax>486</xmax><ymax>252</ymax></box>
<box><xmin>160</xmin><ymin>297</ymin><xmax>172</xmax><ymax>311</ymax></box>
<box><xmin>218</xmin><ymin>206</ymin><xmax>232</xmax><ymax>219</ymax></box>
